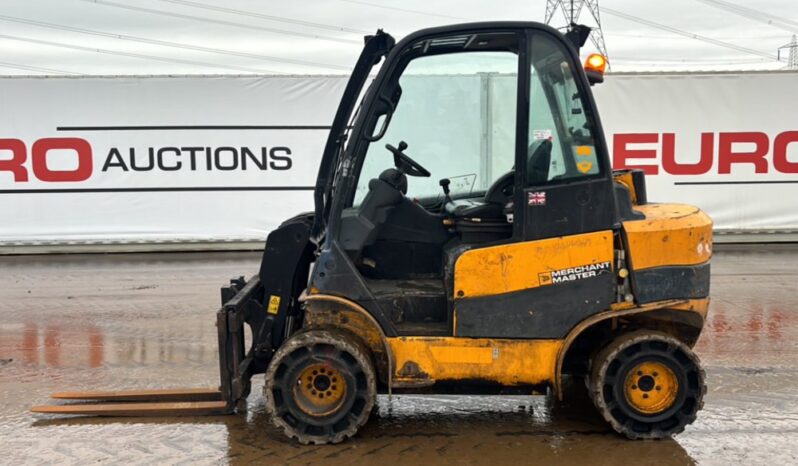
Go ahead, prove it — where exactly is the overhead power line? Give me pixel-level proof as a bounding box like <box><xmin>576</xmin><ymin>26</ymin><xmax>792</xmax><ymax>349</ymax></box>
<box><xmin>696</xmin><ymin>0</ymin><xmax>798</xmax><ymax>33</ymax></box>
<box><xmin>155</xmin><ymin>0</ymin><xmax>370</xmax><ymax>35</ymax></box>
<box><xmin>0</xmin><ymin>61</ymin><xmax>79</xmax><ymax>75</ymax></box>
<box><xmin>0</xmin><ymin>34</ymin><xmax>281</xmax><ymax>74</ymax></box>
<box><xmin>611</xmin><ymin>56</ymin><xmax>773</xmax><ymax>64</ymax></box>
<box><xmin>335</xmin><ymin>0</ymin><xmax>780</xmax><ymax>67</ymax></box>
<box><xmin>81</xmin><ymin>0</ymin><xmax>360</xmax><ymax>45</ymax></box>
<box><xmin>0</xmin><ymin>14</ymin><xmax>349</xmax><ymax>71</ymax></box>
<box><xmin>601</xmin><ymin>6</ymin><xmax>779</xmax><ymax>61</ymax></box>
<box><xmin>337</xmin><ymin>0</ymin><xmax>467</xmax><ymax>20</ymax></box>
<box><xmin>606</xmin><ymin>31</ymin><xmax>787</xmax><ymax>41</ymax></box>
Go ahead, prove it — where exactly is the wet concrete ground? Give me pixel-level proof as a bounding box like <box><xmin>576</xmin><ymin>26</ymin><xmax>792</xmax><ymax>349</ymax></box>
<box><xmin>1</xmin><ymin>245</ymin><xmax>797</xmax><ymax>465</ymax></box>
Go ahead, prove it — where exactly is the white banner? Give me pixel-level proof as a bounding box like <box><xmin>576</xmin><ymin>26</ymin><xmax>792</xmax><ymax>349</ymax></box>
<box><xmin>0</xmin><ymin>76</ymin><xmax>346</xmax><ymax>244</ymax></box>
<box><xmin>1</xmin><ymin>71</ymin><xmax>796</xmax><ymax>245</ymax></box>
<box><xmin>595</xmin><ymin>71</ymin><xmax>798</xmax><ymax>234</ymax></box>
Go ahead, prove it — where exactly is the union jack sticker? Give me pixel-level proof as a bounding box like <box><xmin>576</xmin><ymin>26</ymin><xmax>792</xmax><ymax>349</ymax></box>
<box><xmin>528</xmin><ymin>191</ymin><xmax>546</xmax><ymax>206</ymax></box>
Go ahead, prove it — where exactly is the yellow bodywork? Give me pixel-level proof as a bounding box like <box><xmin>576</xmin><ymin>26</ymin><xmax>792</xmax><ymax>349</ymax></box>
<box><xmin>301</xmin><ymin>203</ymin><xmax>712</xmax><ymax>396</ymax></box>
<box><xmin>613</xmin><ymin>170</ymin><xmax>640</xmax><ymax>204</ymax></box>
<box><xmin>301</xmin><ymin>292</ymin><xmax>709</xmax><ymax>396</ymax></box>
<box><xmin>623</xmin><ymin>203</ymin><xmax>713</xmax><ymax>270</ymax></box>
<box><xmin>452</xmin><ymin>230</ymin><xmax>614</xmax><ymax>299</ymax></box>
<box><xmin>388</xmin><ymin>337</ymin><xmax>562</xmax><ymax>387</ymax></box>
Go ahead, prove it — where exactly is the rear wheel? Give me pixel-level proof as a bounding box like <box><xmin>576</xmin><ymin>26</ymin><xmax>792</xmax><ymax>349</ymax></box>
<box><xmin>589</xmin><ymin>330</ymin><xmax>706</xmax><ymax>439</ymax></box>
<box><xmin>264</xmin><ymin>329</ymin><xmax>376</xmax><ymax>444</ymax></box>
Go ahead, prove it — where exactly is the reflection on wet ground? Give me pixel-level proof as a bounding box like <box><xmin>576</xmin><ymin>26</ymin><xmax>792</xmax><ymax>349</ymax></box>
<box><xmin>25</xmin><ymin>389</ymin><xmax>698</xmax><ymax>465</ymax></box>
<box><xmin>1</xmin><ymin>246</ymin><xmax>797</xmax><ymax>465</ymax></box>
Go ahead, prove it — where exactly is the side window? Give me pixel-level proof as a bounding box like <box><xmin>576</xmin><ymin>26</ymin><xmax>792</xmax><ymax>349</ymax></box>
<box><xmin>353</xmin><ymin>48</ymin><xmax>518</xmax><ymax>205</ymax></box>
<box><xmin>528</xmin><ymin>34</ymin><xmax>601</xmax><ymax>185</ymax></box>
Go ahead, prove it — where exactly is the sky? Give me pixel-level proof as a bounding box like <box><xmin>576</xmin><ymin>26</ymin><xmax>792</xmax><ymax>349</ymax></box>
<box><xmin>0</xmin><ymin>0</ymin><xmax>796</xmax><ymax>76</ymax></box>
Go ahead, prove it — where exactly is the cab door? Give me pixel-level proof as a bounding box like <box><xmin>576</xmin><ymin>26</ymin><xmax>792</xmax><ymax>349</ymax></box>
<box><xmin>452</xmin><ymin>30</ymin><xmax>617</xmax><ymax>339</ymax></box>
<box><xmin>518</xmin><ymin>31</ymin><xmax>616</xmax><ymax>241</ymax></box>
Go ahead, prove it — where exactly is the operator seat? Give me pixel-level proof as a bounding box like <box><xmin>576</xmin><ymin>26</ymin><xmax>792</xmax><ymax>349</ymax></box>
<box><xmin>526</xmin><ymin>138</ymin><xmax>552</xmax><ymax>185</ymax></box>
<box><xmin>339</xmin><ymin>169</ymin><xmax>406</xmax><ymax>254</ymax></box>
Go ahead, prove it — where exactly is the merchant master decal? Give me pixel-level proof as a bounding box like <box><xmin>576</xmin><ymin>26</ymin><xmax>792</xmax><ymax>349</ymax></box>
<box><xmin>538</xmin><ymin>261</ymin><xmax>611</xmax><ymax>286</ymax></box>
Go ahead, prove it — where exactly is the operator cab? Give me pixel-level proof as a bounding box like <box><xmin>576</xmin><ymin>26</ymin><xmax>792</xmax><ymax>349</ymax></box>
<box><xmin>318</xmin><ymin>23</ymin><xmax>614</xmax><ymax>336</ymax></box>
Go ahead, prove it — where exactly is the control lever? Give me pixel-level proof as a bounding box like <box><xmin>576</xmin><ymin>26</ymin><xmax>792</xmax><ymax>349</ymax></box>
<box><xmin>439</xmin><ymin>178</ymin><xmax>453</xmax><ymax>213</ymax></box>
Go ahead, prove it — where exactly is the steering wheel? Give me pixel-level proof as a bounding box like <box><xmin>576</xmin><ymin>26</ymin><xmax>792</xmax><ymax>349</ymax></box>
<box><xmin>385</xmin><ymin>141</ymin><xmax>431</xmax><ymax>178</ymax></box>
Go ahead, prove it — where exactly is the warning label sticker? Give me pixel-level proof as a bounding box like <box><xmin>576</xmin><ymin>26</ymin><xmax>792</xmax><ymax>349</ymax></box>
<box><xmin>267</xmin><ymin>295</ymin><xmax>281</xmax><ymax>314</ymax></box>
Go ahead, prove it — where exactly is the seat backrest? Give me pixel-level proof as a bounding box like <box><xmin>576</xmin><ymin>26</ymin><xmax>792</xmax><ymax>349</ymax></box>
<box><xmin>358</xmin><ymin>178</ymin><xmax>403</xmax><ymax>221</ymax></box>
<box><xmin>339</xmin><ymin>176</ymin><xmax>404</xmax><ymax>254</ymax></box>
<box><xmin>526</xmin><ymin>139</ymin><xmax>552</xmax><ymax>185</ymax></box>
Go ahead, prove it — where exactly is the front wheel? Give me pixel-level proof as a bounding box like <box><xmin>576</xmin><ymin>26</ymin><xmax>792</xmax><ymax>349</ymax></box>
<box><xmin>264</xmin><ymin>329</ymin><xmax>377</xmax><ymax>444</ymax></box>
<box><xmin>589</xmin><ymin>330</ymin><xmax>706</xmax><ymax>439</ymax></box>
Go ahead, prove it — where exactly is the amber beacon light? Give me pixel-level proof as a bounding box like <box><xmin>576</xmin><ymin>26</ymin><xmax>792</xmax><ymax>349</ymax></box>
<box><xmin>585</xmin><ymin>53</ymin><xmax>607</xmax><ymax>74</ymax></box>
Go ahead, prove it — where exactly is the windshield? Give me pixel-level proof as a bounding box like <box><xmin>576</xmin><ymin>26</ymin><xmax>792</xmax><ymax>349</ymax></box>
<box><xmin>329</xmin><ymin>96</ymin><xmax>366</xmax><ymax>204</ymax></box>
<box><xmin>314</xmin><ymin>30</ymin><xmax>394</xmax><ymax>236</ymax></box>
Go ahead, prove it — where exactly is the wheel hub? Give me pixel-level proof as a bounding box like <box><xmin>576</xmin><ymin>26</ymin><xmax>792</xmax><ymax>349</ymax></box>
<box><xmin>313</xmin><ymin>374</ymin><xmax>331</xmax><ymax>392</ymax></box>
<box><xmin>294</xmin><ymin>363</ymin><xmax>347</xmax><ymax>417</ymax></box>
<box><xmin>637</xmin><ymin>375</ymin><xmax>656</xmax><ymax>392</ymax></box>
<box><xmin>623</xmin><ymin>361</ymin><xmax>679</xmax><ymax>415</ymax></box>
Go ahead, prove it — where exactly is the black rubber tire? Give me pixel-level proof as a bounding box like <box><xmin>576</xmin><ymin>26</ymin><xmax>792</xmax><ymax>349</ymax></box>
<box><xmin>264</xmin><ymin>329</ymin><xmax>377</xmax><ymax>444</ymax></box>
<box><xmin>588</xmin><ymin>330</ymin><xmax>706</xmax><ymax>439</ymax></box>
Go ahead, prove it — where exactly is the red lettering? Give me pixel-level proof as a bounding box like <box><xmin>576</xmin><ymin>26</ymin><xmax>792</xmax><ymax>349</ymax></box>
<box><xmin>662</xmin><ymin>133</ymin><xmax>713</xmax><ymax>175</ymax></box>
<box><xmin>718</xmin><ymin>132</ymin><xmax>769</xmax><ymax>174</ymax></box>
<box><xmin>773</xmin><ymin>131</ymin><xmax>798</xmax><ymax>173</ymax></box>
<box><xmin>0</xmin><ymin>138</ymin><xmax>29</xmax><ymax>181</ymax></box>
<box><xmin>613</xmin><ymin>133</ymin><xmax>658</xmax><ymax>175</ymax></box>
<box><xmin>31</xmin><ymin>138</ymin><xmax>93</xmax><ymax>182</ymax></box>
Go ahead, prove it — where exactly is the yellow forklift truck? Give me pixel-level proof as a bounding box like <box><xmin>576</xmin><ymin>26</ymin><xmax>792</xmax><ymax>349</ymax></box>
<box><xmin>33</xmin><ymin>22</ymin><xmax>712</xmax><ymax>443</ymax></box>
